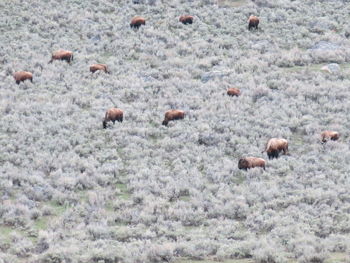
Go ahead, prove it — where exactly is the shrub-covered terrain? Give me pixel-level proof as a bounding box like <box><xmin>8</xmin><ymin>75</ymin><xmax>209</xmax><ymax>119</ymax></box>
<box><xmin>0</xmin><ymin>0</ymin><xmax>350</xmax><ymax>262</ymax></box>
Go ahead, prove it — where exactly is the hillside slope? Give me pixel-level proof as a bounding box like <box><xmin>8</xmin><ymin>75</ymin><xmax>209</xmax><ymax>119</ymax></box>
<box><xmin>0</xmin><ymin>0</ymin><xmax>349</xmax><ymax>262</ymax></box>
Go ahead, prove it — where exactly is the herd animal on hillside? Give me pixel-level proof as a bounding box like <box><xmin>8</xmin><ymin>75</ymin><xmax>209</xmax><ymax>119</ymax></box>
<box><xmin>11</xmin><ymin>13</ymin><xmax>340</xmax><ymax>171</ymax></box>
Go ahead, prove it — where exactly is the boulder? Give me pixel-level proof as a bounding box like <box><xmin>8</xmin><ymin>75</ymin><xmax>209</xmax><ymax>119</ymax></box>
<box><xmin>320</xmin><ymin>63</ymin><xmax>340</xmax><ymax>74</ymax></box>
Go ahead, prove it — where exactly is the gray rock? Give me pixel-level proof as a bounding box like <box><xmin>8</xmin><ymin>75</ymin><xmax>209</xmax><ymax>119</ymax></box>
<box><xmin>321</xmin><ymin>63</ymin><xmax>340</xmax><ymax>74</ymax></box>
<box><xmin>310</xmin><ymin>41</ymin><xmax>340</xmax><ymax>51</ymax></box>
<box><xmin>201</xmin><ymin>70</ymin><xmax>232</xmax><ymax>83</ymax></box>
<box><xmin>90</xmin><ymin>35</ymin><xmax>101</xmax><ymax>43</ymax></box>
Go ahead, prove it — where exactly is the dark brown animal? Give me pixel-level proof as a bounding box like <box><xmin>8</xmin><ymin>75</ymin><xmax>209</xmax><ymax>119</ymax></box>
<box><xmin>49</xmin><ymin>50</ymin><xmax>73</xmax><ymax>63</ymax></box>
<box><xmin>179</xmin><ymin>15</ymin><xmax>194</xmax><ymax>25</ymax></box>
<box><xmin>103</xmin><ymin>108</ymin><xmax>123</xmax><ymax>129</ymax></box>
<box><xmin>248</xmin><ymin>15</ymin><xmax>259</xmax><ymax>30</ymax></box>
<box><xmin>321</xmin><ymin>131</ymin><xmax>339</xmax><ymax>143</ymax></box>
<box><xmin>90</xmin><ymin>64</ymin><xmax>109</xmax><ymax>74</ymax></box>
<box><xmin>162</xmin><ymin>110</ymin><xmax>185</xmax><ymax>126</ymax></box>
<box><xmin>227</xmin><ymin>88</ymin><xmax>241</xmax><ymax>97</ymax></box>
<box><xmin>13</xmin><ymin>71</ymin><xmax>33</xmax><ymax>84</ymax></box>
<box><xmin>263</xmin><ymin>138</ymin><xmax>288</xmax><ymax>159</ymax></box>
<box><xmin>130</xmin><ymin>16</ymin><xmax>146</xmax><ymax>29</ymax></box>
<box><xmin>238</xmin><ymin>157</ymin><xmax>266</xmax><ymax>170</ymax></box>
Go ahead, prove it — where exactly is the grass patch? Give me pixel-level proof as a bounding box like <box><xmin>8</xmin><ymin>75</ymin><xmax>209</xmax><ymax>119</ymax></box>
<box><xmin>283</xmin><ymin>63</ymin><xmax>350</xmax><ymax>73</ymax></box>
<box><xmin>177</xmin><ymin>259</ymin><xmax>254</xmax><ymax>263</ymax></box>
<box><xmin>218</xmin><ymin>0</ymin><xmax>248</xmax><ymax>7</ymax></box>
<box><xmin>325</xmin><ymin>253</ymin><xmax>349</xmax><ymax>263</ymax></box>
<box><xmin>176</xmin><ymin>253</ymin><xmax>349</xmax><ymax>263</ymax></box>
<box><xmin>0</xmin><ymin>225</ymin><xmax>14</xmax><ymax>243</ymax></box>
<box><xmin>33</xmin><ymin>217</ymin><xmax>49</xmax><ymax>230</ymax></box>
<box><xmin>116</xmin><ymin>183</ymin><xmax>131</xmax><ymax>200</ymax></box>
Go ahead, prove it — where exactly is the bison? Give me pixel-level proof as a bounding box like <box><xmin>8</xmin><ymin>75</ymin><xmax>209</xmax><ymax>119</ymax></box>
<box><xmin>248</xmin><ymin>15</ymin><xmax>259</xmax><ymax>30</ymax></box>
<box><xmin>263</xmin><ymin>138</ymin><xmax>289</xmax><ymax>159</ymax></box>
<box><xmin>13</xmin><ymin>71</ymin><xmax>33</xmax><ymax>84</ymax></box>
<box><xmin>130</xmin><ymin>16</ymin><xmax>146</xmax><ymax>29</ymax></box>
<box><xmin>49</xmin><ymin>50</ymin><xmax>73</xmax><ymax>63</ymax></box>
<box><xmin>90</xmin><ymin>64</ymin><xmax>109</xmax><ymax>74</ymax></box>
<box><xmin>162</xmin><ymin>110</ymin><xmax>185</xmax><ymax>126</ymax></box>
<box><xmin>103</xmin><ymin>108</ymin><xmax>123</xmax><ymax>129</ymax></box>
<box><xmin>179</xmin><ymin>15</ymin><xmax>194</xmax><ymax>25</ymax></box>
<box><xmin>321</xmin><ymin>130</ymin><xmax>339</xmax><ymax>143</ymax></box>
<box><xmin>227</xmin><ymin>87</ymin><xmax>241</xmax><ymax>97</ymax></box>
<box><xmin>238</xmin><ymin>157</ymin><xmax>266</xmax><ymax>170</ymax></box>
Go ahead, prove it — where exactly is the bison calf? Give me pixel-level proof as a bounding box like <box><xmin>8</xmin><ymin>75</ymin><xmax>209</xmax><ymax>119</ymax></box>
<box><xmin>263</xmin><ymin>138</ymin><xmax>288</xmax><ymax>159</ymax></box>
<box><xmin>13</xmin><ymin>71</ymin><xmax>33</xmax><ymax>84</ymax></box>
<box><xmin>179</xmin><ymin>15</ymin><xmax>194</xmax><ymax>25</ymax></box>
<box><xmin>238</xmin><ymin>157</ymin><xmax>266</xmax><ymax>170</ymax></box>
<box><xmin>162</xmin><ymin>110</ymin><xmax>185</xmax><ymax>126</ymax></box>
<box><xmin>321</xmin><ymin>130</ymin><xmax>339</xmax><ymax>143</ymax></box>
<box><xmin>227</xmin><ymin>87</ymin><xmax>241</xmax><ymax>97</ymax></box>
<box><xmin>103</xmin><ymin>108</ymin><xmax>123</xmax><ymax>129</ymax></box>
<box><xmin>248</xmin><ymin>15</ymin><xmax>259</xmax><ymax>30</ymax></box>
<box><xmin>130</xmin><ymin>16</ymin><xmax>146</xmax><ymax>29</ymax></box>
<box><xmin>90</xmin><ymin>64</ymin><xmax>109</xmax><ymax>74</ymax></box>
<box><xmin>49</xmin><ymin>50</ymin><xmax>73</xmax><ymax>63</ymax></box>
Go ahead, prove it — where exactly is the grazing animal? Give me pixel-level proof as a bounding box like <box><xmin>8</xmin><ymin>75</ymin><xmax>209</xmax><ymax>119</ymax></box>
<box><xmin>49</xmin><ymin>50</ymin><xmax>73</xmax><ymax>63</ymax></box>
<box><xmin>103</xmin><ymin>108</ymin><xmax>123</xmax><ymax>129</ymax></box>
<box><xmin>13</xmin><ymin>71</ymin><xmax>33</xmax><ymax>84</ymax></box>
<box><xmin>90</xmin><ymin>64</ymin><xmax>109</xmax><ymax>74</ymax></box>
<box><xmin>162</xmin><ymin>110</ymin><xmax>185</xmax><ymax>126</ymax></box>
<box><xmin>227</xmin><ymin>87</ymin><xmax>241</xmax><ymax>97</ymax></box>
<box><xmin>263</xmin><ymin>138</ymin><xmax>289</xmax><ymax>159</ymax></box>
<box><xmin>321</xmin><ymin>131</ymin><xmax>339</xmax><ymax>143</ymax></box>
<box><xmin>130</xmin><ymin>16</ymin><xmax>146</xmax><ymax>29</ymax></box>
<box><xmin>238</xmin><ymin>157</ymin><xmax>266</xmax><ymax>170</ymax></box>
<box><xmin>248</xmin><ymin>15</ymin><xmax>259</xmax><ymax>30</ymax></box>
<box><xmin>179</xmin><ymin>15</ymin><xmax>194</xmax><ymax>25</ymax></box>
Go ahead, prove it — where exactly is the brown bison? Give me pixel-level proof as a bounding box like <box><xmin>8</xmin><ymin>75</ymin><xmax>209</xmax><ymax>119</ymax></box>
<box><xmin>179</xmin><ymin>15</ymin><xmax>194</xmax><ymax>25</ymax></box>
<box><xmin>90</xmin><ymin>64</ymin><xmax>109</xmax><ymax>74</ymax></box>
<box><xmin>130</xmin><ymin>16</ymin><xmax>146</xmax><ymax>29</ymax></box>
<box><xmin>321</xmin><ymin>130</ymin><xmax>339</xmax><ymax>143</ymax></box>
<box><xmin>263</xmin><ymin>138</ymin><xmax>289</xmax><ymax>159</ymax></box>
<box><xmin>103</xmin><ymin>108</ymin><xmax>123</xmax><ymax>129</ymax></box>
<box><xmin>162</xmin><ymin>110</ymin><xmax>185</xmax><ymax>126</ymax></box>
<box><xmin>13</xmin><ymin>71</ymin><xmax>33</xmax><ymax>84</ymax></box>
<box><xmin>238</xmin><ymin>157</ymin><xmax>266</xmax><ymax>170</ymax></box>
<box><xmin>49</xmin><ymin>50</ymin><xmax>73</xmax><ymax>63</ymax></box>
<box><xmin>248</xmin><ymin>15</ymin><xmax>259</xmax><ymax>30</ymax></box>
<box><xmin>227</xmin><ymin>87</ymin><xmax>241</xmax><ymax>97</ymax></box>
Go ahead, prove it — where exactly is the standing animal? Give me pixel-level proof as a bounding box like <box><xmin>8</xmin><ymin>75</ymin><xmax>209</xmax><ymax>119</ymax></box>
<box><xmin>90</xmin><ymin>64</ymin><xmax>109</xmax><ymax>74</ymax></box>
<box><xmin>130</xmin><ymin>16</ymin><xmax>146</xmax><ymax>29</ymax></box>
<box><xmin>248</xmin><ymin>15</ymin><xmax>259</xmax><ymax>30</ymax></box>
<box><xmin>321</xmin><ymin>131</ymin><xmax>339</xmax><ymax>143</ymax></box>
<box><xmin>262</xmin><ymin>138</ymin><xmax>289</xmax><ymax>159</ymax></box>
<box><xmin>162</xmin><ymin>110</ymin><xmax>185</xmax><ymax>126</ymax></box>
<box><xmin>227</xmin><ymin>87</ymin><xmax>241</xmax><ymax>97</ymax></box>
<box><xmin>49</xmin><ymin>50</ymin><xmax>73</xmax><ymax>63</ymax></box>
<box><xmin>238</xmin><ymin>157</ymin><xmax>266</xmax><ymax>170</ymax></box>
<box><xmin>13</xmin><ymin>71</ymin><xmax>33</xmax><ymax>84</ymax></box>
<box><xmin>103</xmin><ymin>108</ymin><xmax>123</xmax><ymax>129</ymax></box>
<box><xmin>179</xmin><ymin>15</ymin><xmax>194</xmax><ymax>25</ymax></box>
